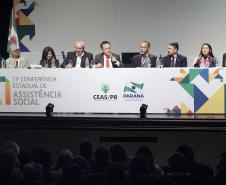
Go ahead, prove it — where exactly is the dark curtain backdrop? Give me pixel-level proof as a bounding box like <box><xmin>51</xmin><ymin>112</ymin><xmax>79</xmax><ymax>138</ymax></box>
<box><xmin>0</xmin><ymin>0</ymin><xmax>13</xmax><ymax>59</ymax></box>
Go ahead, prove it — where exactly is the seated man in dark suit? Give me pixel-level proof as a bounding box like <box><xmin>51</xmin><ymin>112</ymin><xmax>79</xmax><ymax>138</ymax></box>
<box><xmin>163</xmin><ymin>42</ymin><xmax>187</xmax><ymax>67</ymax></box>
<box><xmin>95</xmin><ymin>41</ymin><xmax>123</xmax><ymax>68</ymax></box>
<box><xmin>61</xmin><ymin>41</ymin><xmax>93</xmax><ymax>68</ymax></box>
<box><xmin>131</xmin><ymin>40</ymin><xmax>157</xmax><ymax>68</ymax></box>
<box><xmin>222</xmin><ymin>53</ymin><xmax>226</xmax><ymax>67</ymax></box>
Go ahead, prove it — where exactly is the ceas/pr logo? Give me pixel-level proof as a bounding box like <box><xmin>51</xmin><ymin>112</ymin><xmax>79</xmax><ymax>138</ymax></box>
<box><xmin>93</xmin><ymin>83</ymin><xmax>118</xmax><ymax>101</ymax></box>
<box><xmin>123</xmin><ymin>82</ymin><xmax>144</xmax><ymax>100</ymax></box>
<box><xmin>101</xmin><ymin>84</ymin><xmax>110</xmax><ymax>94</ymax></box>
<box><xmin>0</xmin><ymin>76</ymin><xmax>11</xmax><ymax>105</ymax></box>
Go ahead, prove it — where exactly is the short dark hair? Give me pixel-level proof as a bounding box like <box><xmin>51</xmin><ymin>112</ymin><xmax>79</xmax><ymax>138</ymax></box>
<box><xmin>169</xmin><ymin>42</ymin><xmax>179</xmax><ymax>51</ymax></box>
<box><xmin>100</xmin><ymin>41</ymin><xmax>111</xmax><ymax>49</ymax></box>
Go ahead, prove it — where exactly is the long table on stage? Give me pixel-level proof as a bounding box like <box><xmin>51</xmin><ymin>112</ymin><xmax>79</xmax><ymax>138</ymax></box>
<box><xmin>0</xmin><ymin>68</ymin><xmax>225</xmax><ymax>115</ymax></box>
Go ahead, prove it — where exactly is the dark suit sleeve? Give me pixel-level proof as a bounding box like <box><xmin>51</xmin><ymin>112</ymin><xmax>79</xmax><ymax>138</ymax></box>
<box><xmin>117</xmin><ymin>54</ymin><xmax>124</xmax><ymax>68</ymax></box>
<box><xmin>222</xmin><ymin>54</ymin><xmax>226</xmax><ymax>67</ymax></box>
<box><xmin>40</xmin><ymin>60</ymin><xmax>44</xmax><ymax>67</ymax></box>
<box><xmin>151</xmin><ymin>56</ymin><xmax>157</xmax><ymax>67</ymax></box>
<box><xmin>55</xmin><ymin>59</ymin><xmax>60</xmax><ymax>68</ymax></box>
<box><xmin>210</xmin><ymin>58</ymin><xmax>217</xmax><ymax>67</ymax></box>
<box><xmin>182</xmin><ymin>56</ymin><xmax>187</xmax><ymax>67</ymax></box>
<box><xmin>94</xmin><ymin>54</ymin><xmax>100</xmax><ymax>65</ymax></box>
<box><xmin>131</xmin><ymin>56</ymin><xmax>137</xmax><ymax>68</ymax></box>
<box><xmin>162</xmin><ymin>57</ymin><xmax>168</xmax><ymax>67</ymax></box>
<box><xmin>90</xmin><ymin>53</ymin><xmax>93</xmax><ymax>61</ymax></box>
<box><xmin>60</xmin><ymin>52</ymin><xmax>70</xmax><ymax>68</ymax></box>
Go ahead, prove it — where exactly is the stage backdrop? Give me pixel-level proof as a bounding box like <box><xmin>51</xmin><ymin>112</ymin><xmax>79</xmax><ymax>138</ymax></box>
<box><xmin>0</xmin><ymin>68</ymin><xmax>225</xmax><ymax>114</ymax></box>
<box><xmin>15</xmin><ymin>0</ymin><xmax>226</xmax><ymax>66</ymax></box>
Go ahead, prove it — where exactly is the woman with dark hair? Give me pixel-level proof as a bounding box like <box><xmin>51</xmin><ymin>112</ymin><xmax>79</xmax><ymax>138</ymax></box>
<box><xmin>194</xmin><ymin>43</ymin><xmax>217</xmax><ymax>68</ymax></box>
<box><xmin>40</xmin><ymin>47</ymin><xmax>60</xmax><ymax>68</ymax></box>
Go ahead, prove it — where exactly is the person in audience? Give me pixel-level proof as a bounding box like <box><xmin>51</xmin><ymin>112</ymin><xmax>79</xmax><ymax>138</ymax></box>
<box><xmin>136</xmin><ymin>146</ymin><xmax>163</xmax><ymax>177</ymax></box>
<box><xmin>2</xmin><ymin>140</ymin><xmax>20</xmax><ymax>156</ymax></box>
<box><xmin>162</xmin><ymin>42</ymin><xmax>187</xmax><ymax>67</ymax></box>
<box><xmin>51</xmin><ymin>149</ymin><xmax>73</xmax><ymax>185</ymax></box>
<box><xmin>94</xmin><ymin>41</ymin><xmax>123</xmax><ymax>68</ymax></box>
<box><xmin>80</xmin><ymin>141</ymin><xmax>96</xmax><ymax>171</ymax></box>
<box><xmin>93</xmin><ymin>146</ymin><xmax>110</xmax><ymax>173</ymax></box>
<box><xmin>6</xmin><ymin>45</ymin><xmax>29</xmax><ymax>68</ymax></box>
<box><xmin>109</xmin><ymin>143</ymin><xmax>130</xmax><ymax>170</ymax></box>
<box><xmin>194</xmin><ymin>43</ymin><xmax>217</xmax><ymax>67</ymax></box>
<box><xmin>131</xmin><ymin>41</ymin><xmax>157</xmax><ymax>68</ymax></box>
<box><xmin>53</xmin><ymin>149</ymin><xmax>73</xmax><ymax>172</ymax></box>
<box><xmin>0</xmin><ymin>149</ymin><xmax>23</xmax><ymax>185</ymax></box>
<box><xmin>18</xmin><ymin>150</ymin><xmax>32</xmax><ymax>168</ymax></box>
<box><xmin>60</xmin><ymin>41</ymin><xmax>93</xmax><ymax>68</ymax></box>
<box><xmin>177</xmin><ymin>145</ymin><xmax>214</xmax><ymax>184</ymax></box>
<box><xmin>129</xmin><ymin>156</ymin><xmax>149</xmax><ymax>179</ymax></box>
<box><xmin>32</xmin><ymin>147</ymin><xmax>52</xmax><ymax>185</ymax></box>
<box><xmin>104</xmin><ymin>163</ymin><xmax>127</xmax><ymax>185</ymax></box>
<box><xmin>73</xmin><ymin>156</ymin><xmax>91</xmax><ymax>174</ymax></box>
<box><xmin>40</xmin><ymin>47</ymin><xmax>60</xmax><ymax>68</ymax></box>
<box><xmin>56</xmin><ymin>163</ymin><xmax>91</xmax><ymax>185</ymax></box>
<box><xmin>23</xmin><ymin>162</ymin><xmax>43</xmax><ymax>185</ymax></box>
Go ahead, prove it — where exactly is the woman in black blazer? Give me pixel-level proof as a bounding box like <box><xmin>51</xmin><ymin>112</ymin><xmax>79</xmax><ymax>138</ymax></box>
<box><xmin>40</xmin><ymin>47</ymin><xmax>59</xmax><ymax>68</ymax></box>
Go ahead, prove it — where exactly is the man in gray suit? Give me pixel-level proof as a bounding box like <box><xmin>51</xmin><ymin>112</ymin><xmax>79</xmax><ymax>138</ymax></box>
<box><xmin>131</xmin><ymin>41</ymin><xmax>157</xmax><ymax>68</ymax></box>
<box><xmin>94</xmin><ymin>41</ymin><xmax>123</xmax><ymax>68</ymax></box>
<box><xmin>61</xmin><ymin>41</ymin><xmax>93</xmax><ymax>68</ymax></box>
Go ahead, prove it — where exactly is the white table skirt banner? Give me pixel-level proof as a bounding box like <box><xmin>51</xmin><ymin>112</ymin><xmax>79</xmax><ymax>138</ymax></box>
<box><xmin>0</xmin><ymin>68</ymin><xmax>225</xmax><ymax>114</ymax></box>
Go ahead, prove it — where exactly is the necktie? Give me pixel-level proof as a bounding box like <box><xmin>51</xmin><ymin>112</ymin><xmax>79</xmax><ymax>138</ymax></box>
<box><xmin>170</xmin><ymin>56</ymin><xmax>174</xmax><ymax>67</ymax></box>
<box><xmin>106</xmin><ymin>56</ymin><xmax>110</xmax><ymax>68</ymax></box>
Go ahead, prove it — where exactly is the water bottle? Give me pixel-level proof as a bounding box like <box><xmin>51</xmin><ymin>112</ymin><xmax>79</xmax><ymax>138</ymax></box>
<box><xmin>156</xmin><ymin>54</ymin><xmax>163</xmax><ymax>68</ymax></box>
<box><xmin>1</xmin><ymin>59</ymin><xmax>5</xmax><ymax>69</ymax></box>
<box><xmin>145</xmin><ymin>56</ymin><xmax>151</xmax><ymax>68</ymax></box>
<box><xmin>85</xmin><ymin>57</ymin><xmax>89</xmax><ymax>68</ymax></box>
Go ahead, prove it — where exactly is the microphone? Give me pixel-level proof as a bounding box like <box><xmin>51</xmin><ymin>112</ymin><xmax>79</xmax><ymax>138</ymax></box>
<box><xmin>16</xmin><ymin>60</ymin><xmax>18</xmax><ymax>68</ymax></box>
<box><xmin>110</xmin><ymin>53</ymin><xmax>117</xmax><ymax>64</ymax></box>
<box><xmin>61</xmin><ymin>51</ymin><xmax>66</xmax><ymax>60</ymax></box>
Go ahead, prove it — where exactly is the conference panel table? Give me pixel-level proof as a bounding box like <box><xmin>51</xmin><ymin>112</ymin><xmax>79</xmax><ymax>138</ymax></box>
<box><xmin>0</xmin><ymin>68</ymin><xmax>225</xmax><ymax>114</ymax></box>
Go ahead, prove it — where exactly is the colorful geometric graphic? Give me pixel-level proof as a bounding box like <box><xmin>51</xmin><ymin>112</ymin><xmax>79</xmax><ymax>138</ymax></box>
<box><xmin>0</xmin><ymin>77</ymin><xmax>11</xmax><ymax>105</ymax></box>
<box><xmin>15</xmin><ymin>0</ymin><xmax>38</xmax><ymax>52</ymax></box>
<box><xmin>165</xmin><ymin>103</ymin><xmax>193</xmax><ymax>115</ymax></box>
<box><xmin>168</xmin><ymin>68</ymin><xmax>224</xmax><ymax>114</ymax></box>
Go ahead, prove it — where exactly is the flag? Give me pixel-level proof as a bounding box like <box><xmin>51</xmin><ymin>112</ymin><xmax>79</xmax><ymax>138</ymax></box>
<box><xmin>7</xmin><ymin>4</ymin><xmax>19</xmax><ymax>54</ymax></box>
<box><xmin>123</xmin><ymin>82</ymin><xmax>144</xmax><ymax>93</ymax></box>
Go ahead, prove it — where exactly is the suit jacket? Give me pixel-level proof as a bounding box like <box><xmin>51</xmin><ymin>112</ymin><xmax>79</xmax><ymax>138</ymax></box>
<box><xmin>163</xmin><ymin>54</ymin><xmax>187</xmax><ymax>67</ymax></box>
<box><xmin>6</xmin><ymin>57</ymin><xmax>29</xmax><ymax>68</ymax></box>
<box><xmin>131</xmin><ymin>54</ymin><xmax>157</xmax><ymax>68</ymax></box>
<box><xmin>60</xmin><ymin>51</ymin><xmax>93</xmax><ymax>68</ymax></box>
<box><xmin>222</xmin><ymin>53</ymin><xmax>226</xmax><ymax>67</ymax></box>
<box><xmin>40</xmin><ymin>59</ymin><xmax>60</xmax><ymax>68</ymax></box>
<box><xmin>94</xmin><ymin>53</ymin><xmax>123</xmax><ymax>68</ymax></box>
